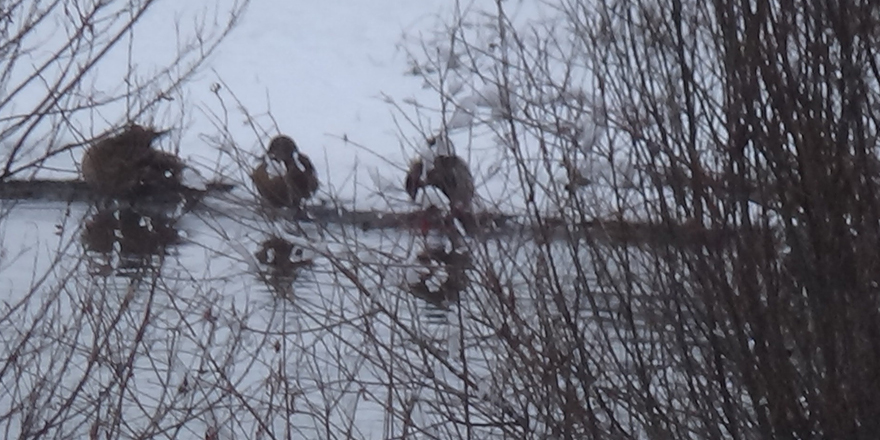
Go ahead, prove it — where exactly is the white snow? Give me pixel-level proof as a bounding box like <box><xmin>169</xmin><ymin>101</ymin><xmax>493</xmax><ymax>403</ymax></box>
<box><xmin>190</xmin><ymin>1</ymin><xmax>461</xmax><ymax>208</ymax></box>
<box><xmin>445</xmin><ymin>96</ymin><xmax>478</xmax><ymax>130</ymax></box>
<box><xmin>2</xmin><ymin>0</ymin><xmax>620</xmax><ymax>217</ymax></box>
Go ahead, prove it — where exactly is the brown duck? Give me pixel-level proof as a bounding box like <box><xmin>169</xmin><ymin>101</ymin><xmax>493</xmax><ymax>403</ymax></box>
<box><xmin>405</xmin><ymin>135</ymin><xmax>475</xmax><ymax>212</ymax></box>
<box><xmin>252</xmin><ymin>135</ymin><xmax>319</xmax><ymax>208</ymax></box>
<box><xmin>81</xmin><ymin>124</ymin><xmax>184</xmax><ymax>198</ymax></box>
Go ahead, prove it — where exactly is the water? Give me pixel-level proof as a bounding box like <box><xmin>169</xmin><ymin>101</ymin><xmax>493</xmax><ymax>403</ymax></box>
<box><xmin>0</xmin><ymin>197</ymin><xmax>687</xmax><ymax>439</ymax></box>
<box><xmin>0</xmin><ymin>200</ymin><xmax>494</xmax><ymax>438</ymax></box>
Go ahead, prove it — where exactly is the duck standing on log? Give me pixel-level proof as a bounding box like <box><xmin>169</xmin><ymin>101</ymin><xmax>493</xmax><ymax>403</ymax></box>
<box><xmin>252</xmin><ymin>135</ymin><xmax>319</xmax><ymax>210</ymax></box>
<box><xmin>405</xmin><ymin>134</ymin><xmax>476</xmax><ymax>233</ymax></box>
<box><xmin>81</xmin><ymin>124</ymin><xmax>184</xmax><ymax>199</ymax></box>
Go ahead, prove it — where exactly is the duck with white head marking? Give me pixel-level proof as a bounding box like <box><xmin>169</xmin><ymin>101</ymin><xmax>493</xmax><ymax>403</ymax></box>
<box><xmin>405</xmin><ymin>134</ymin><xmax>477</xmax><ymax>241</ymax></box>
<box><xmin>252</xmin><ymin>135</ymin><xmax>319</xmax><ymax>209</ymax></box>
<box><xmin>405</xmin><ymin>133</ymin><xmax>474</xmax><ymax>213</ymax></box>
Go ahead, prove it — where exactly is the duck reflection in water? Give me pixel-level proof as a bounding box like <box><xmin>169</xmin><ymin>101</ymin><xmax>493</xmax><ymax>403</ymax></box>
<box><xmin>405</xmin><ymin>242</ymin><xmax>471</xmax><ymax>309</ymax></box>
<box><xmin>81</xmin><ymin>207</ymin><xmax>181</xmax><ymax>276</ymax></box>
<box><xmin>254</xmin><ymin>236</ymin><xmax>314</xmax><ymax>297</ymax></box>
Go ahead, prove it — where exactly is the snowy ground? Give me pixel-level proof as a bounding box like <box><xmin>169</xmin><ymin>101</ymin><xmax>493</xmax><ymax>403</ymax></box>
<box><xmin>179</xmin><ymin>0</ymin><xmax>578</xmax><ymax>213</ymax></box>
<box><xmin>186</xmin><ymin>0</ymin><xmax>453</xmax><ymax>208</ymax></box>
<box><xmin>6</xmin><ymin>1</ymin><xmax>501</xmax><ymax>206</ymax></box>
<box><xmin>6</xmin><ymin>0</ymin><xmax>628</xmax><ymax>216</ymax></box>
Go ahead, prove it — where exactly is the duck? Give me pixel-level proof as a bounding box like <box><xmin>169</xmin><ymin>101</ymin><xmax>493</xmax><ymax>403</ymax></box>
<box><xmin>404</xmin><ymin>135</ymin><xmax>475</xmax><ymax>213</ymax></box>
<box><xmin>81</xmin><ymin>124</ymin><xmax>184</xmax><ymax>198</ymax></box>
<box><xmin>252</xmin><ymin>135</ymin><xmax>319</xmax><ymax>209</ymax></box>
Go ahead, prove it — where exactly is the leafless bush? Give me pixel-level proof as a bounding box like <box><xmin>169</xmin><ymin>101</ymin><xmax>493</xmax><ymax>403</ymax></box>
<box><xmin>348</xmin><ymin>0</ymin><xmax>880</xmax><ymax>438</ymax></box>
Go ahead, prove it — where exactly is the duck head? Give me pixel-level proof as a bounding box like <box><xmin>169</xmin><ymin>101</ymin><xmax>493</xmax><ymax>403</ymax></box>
<box><xmin>122</xmin><ymin>124</ymin><xmax>169</xmax><ymax>149</ymax></box>
<box><xmin>267</xmin><ymin>135</ymin><xmax>298</xmax><ymax>162</ymax></box>
<box><xmin>426</xmin><ymin>133</ymin><xmax>453</xmax><ymax>156</ymax></box>
<box><xmin>405</xmin><ymin>159</ymin><xmax>425</xmax><ymax>200</ymax></box>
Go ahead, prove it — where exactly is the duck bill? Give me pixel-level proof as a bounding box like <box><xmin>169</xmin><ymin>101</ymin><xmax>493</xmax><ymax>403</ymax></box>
<box><xmin>405</xmin><ymin>160</ymin><xmax>424</xmax><ymax>200</ymax></box>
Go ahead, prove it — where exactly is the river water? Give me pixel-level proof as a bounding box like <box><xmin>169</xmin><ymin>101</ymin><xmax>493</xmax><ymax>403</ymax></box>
<box><xmin>0</xmin><ymin>199</ymin><xmax>521</xmax><ymax>438</ymax></box>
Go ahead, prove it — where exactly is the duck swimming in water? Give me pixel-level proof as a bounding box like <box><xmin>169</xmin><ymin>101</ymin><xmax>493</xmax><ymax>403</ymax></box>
<box><xmin>252</xmin><ymin>135</ymin><xmax>319</xmax><ymax>209</ymax></box>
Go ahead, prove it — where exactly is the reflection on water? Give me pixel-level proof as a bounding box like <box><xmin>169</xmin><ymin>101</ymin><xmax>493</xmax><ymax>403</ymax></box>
<box><xmin>253</xmin><ymin>235</ymin><xmax>315</xmax><ymax>298</ymax></box>
<box><xmin>406</xmin><ymin>242</ymin><xmax>471</xmax><ymax>309</ymax></box>
<box><xmin>0</xmin><ymin>195</ymin><xmax>672</xmax><ymax>440</ymax></box>
<box><xmin>0</xmin><ymin>200</ymin><xmax>544</xmax><ymax>438</ymax></box>
<box><xmin>81</xmin><ymin>206</ymin><xmax>182</xmax><ymax>276</ymax></box>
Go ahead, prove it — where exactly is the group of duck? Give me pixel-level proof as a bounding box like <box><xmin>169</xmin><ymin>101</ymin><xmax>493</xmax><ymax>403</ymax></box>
<box><xmin>80</xmin><ymin>124</ymin><xmax>475</xmax><ymax>217</ymax></box>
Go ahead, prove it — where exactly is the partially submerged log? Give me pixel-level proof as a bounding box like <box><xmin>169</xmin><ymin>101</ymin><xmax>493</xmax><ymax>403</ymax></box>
<box><xmin>0</xmin><ymin>179</ymin><xmax>235</xmax><ymax>205</ymax></box>
<box><xmin>0</xmin><ymin>179</ymin><xmax>738</xmax><ymax>248</ymax></box>
<box><xmin>0</xmin><ymin>179</ymin><xmax>94</xmax><ymax>202</ymax></box>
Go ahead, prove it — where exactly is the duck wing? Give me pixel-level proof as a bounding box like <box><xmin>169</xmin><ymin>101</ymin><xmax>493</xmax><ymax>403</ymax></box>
<box><xmin>285</xmin><ymin>153</ymin><xmax>319</xmax><ymax>200</ymax></box>
<box><xmin>82</xmin><ymin>141</ymin><xmax>151</xmax><ymax>195</ymax></box>
<box><xmin>427</xmin><ymin>155</ymin><xmax>474</xmax><ymax>209</ymax></box>
<box><xmin>134</xmin><ymin>150</ymin><xmax>185</xmax><ymax>194</ymax></box>
<box><xmin>252</xmin><ymin>160</ymin><xmax>293</xmax><ymax>207</ymax></box>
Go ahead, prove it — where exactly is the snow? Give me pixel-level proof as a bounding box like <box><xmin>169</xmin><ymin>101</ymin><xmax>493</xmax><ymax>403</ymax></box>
<box><xmin>2</xmin><ymin>1</ymin><xmax>456</xmax><ymax>203</ymax></box>
<box><xmin>2</xmin><ymin>0</ymin><xmax>623</xmax><ymax>218</ymax></box>
<box><xmin>184</xmin><ymin>1</ymin><xmax>460</xmax><ymax>207</ymax></box>
<box><xmin>264</xmin><ymin>156</ymin><xmax>286</xmax><ymax>178</ymax></box>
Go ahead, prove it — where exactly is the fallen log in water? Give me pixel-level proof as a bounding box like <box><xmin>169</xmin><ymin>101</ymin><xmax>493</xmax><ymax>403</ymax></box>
<box><xmin>0</xmin><ymin>179</ymin><xmax>738</xmax><ymax>247</ymax></box>
<box><xmin>0</xmin><ymin>179</ymin><xmax>235</xmax><ymax>204</ymax></box>
<box><xmin>0</xmin><ymin>179</ymin><xmax>95</xmax><ymax>202</ymax></box>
